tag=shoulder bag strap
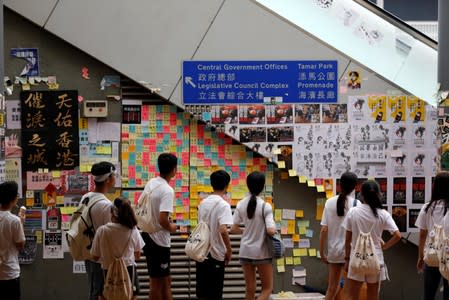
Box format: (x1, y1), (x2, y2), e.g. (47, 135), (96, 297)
(262, 202), (268, 235)
(205, 199), (221, 223)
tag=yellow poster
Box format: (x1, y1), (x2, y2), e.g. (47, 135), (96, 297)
(368, 95), (387, 122)
(388, 95), (406, 122)
(407, 96), (425, 122)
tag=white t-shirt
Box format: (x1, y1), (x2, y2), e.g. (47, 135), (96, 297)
(198, 195), (233, 261)
(91, 223), (145, 270)
(81, 192), (112, 232)
(142, 177), (174, 248)
(416, 200), (447, 232)
(233, 196), (275, 260)
(320, 195), (360, 263)
(0, 211), (25, 280)
(342, 204), (398, 264)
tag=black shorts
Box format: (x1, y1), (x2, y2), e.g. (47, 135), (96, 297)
(196, 255), (225, 300)
(142, 232), (171, 278)
(0, 277), (20, 300)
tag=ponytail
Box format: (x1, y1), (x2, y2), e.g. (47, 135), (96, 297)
(361, 180), (383, 218)
(113, 197), (138, 229)
(246, 171), (265, 219)
(336, 172), (358, 217)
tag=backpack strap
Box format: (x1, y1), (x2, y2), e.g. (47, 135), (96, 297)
(87, 195), (105, 232)
(262, 202), (269, 234)
(203, 199), (221, 224)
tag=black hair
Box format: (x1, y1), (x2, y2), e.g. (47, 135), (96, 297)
(0, 181), (18, 207)
(336, 172), (358, 216)
(425, 171), (449, 214)
(158, 153), (178, 176)
(113, 197), (138, 229)
(91, 161), (116, 185)
(361, 180), (383, 218)
(246, 171), (266, 219)
(210, 170), (231, 191)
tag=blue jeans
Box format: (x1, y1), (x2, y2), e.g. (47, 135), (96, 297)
(85, 260), (104, 300)
(423, 264), (449, 300)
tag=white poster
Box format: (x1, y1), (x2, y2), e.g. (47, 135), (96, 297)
(43, 230), (64, 259)
(6, 100), (21, 129)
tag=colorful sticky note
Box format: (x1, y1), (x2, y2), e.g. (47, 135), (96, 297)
(307, 180), (315, 187)
(299, 226), (307, 235)
(298, 249), (308, 256)
(316, 185), (324, 192)
(293, 249), (302, 257)
(285, 257), (293, 265)
(276, 258), (285, 266)
(299, 175), (307, 183)
(296, 210), (304, 218)
(274, 209), (282, 222)
(277, 161), (286, 168)
(309, 249), (317, 256)
(273, 148), (282, 155)
(292, 234), (300, 242)
(293, 257), (302, 265)
(287, 220), (296, 234)
(277, 265), (285, 273)
(288, 169), (297, 177)
(305, 229), (314, 238)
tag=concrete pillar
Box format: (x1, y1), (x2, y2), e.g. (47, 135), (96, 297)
(438, 0), (449, 91)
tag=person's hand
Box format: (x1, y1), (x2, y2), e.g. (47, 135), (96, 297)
(18, 207), (26, 225)
(224, 248), (232, 265)
(321, 254), (328, 264)
(380, 239), (386, 250)
(170, 223), (177, 233)
(417, 257), (424, 274)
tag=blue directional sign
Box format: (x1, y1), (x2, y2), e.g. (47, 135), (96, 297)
(183, 60), (338, 104)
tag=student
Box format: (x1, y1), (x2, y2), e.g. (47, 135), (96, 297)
(82, 162), (117, 300)
(319, 172), (359, 300)
(196, 170), (233, 300)
(416, 171), (449, 300)
(343, 180), (401, 300)
(0, 181), (25, 300)
(91, 197), (145, 300)
(231, 171), (275, 300)
(140, 153), (178, 300)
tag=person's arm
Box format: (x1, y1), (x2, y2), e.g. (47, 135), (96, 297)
(219, 224), (232, 265)
(381, 230), (401, 250)
(344, 230), (352, 272)
(134, 251), (141, 260)
(319, 226), (328, 264)
(230, 224), (243, 234)
(417, 229), (427, 272)
(14, 218), (25, 251)
(15, 240), (25, 251)
(92, 255), (100, 261)
(266, 227), (276, 236)
(159, 212), (177, 233)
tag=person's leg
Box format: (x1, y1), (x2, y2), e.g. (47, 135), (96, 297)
(0, 278), (20, 300)
(196, 261), (207, 300)
(242, 264), (257, 300)
(85, 260), (103, 300)
(144, 234), (171, 300)
(151, 277), (171, 300)
(423, 265), (442, 300)
(325, 263), (343, 300)
(205, 257), (225, 300)
(345, 278), (363, 300)
(256, 263), (273, 300)
(443, 277), (449, 300)
(366, 281), (380, 300)
(85, 260), (94, 300)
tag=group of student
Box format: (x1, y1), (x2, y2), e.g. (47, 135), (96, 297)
(320, 171), (449, 300)
(85, 153), (277, 300)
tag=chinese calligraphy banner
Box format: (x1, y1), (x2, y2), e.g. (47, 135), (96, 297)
(21, 91), (79, 171)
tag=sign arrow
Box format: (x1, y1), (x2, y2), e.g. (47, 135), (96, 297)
(185, 76), (196, 88)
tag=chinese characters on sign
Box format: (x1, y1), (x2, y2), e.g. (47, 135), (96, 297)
(21, 91), (79, 171)
(183, 61), (338, 104)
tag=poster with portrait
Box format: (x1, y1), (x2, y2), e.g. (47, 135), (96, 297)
(43, 230), (63, 259)
(266, 104), (293, 124)
(239, 127), (266, 143)
(407, 96), (425, 123)
(411, 177), (425, 204)
(393, 177), (407, 204)
(348, 96), (369, 123)
(392, 206), (407, 232)
(321, 104), (348, 123)
(347, 70), (361, 89)
(408, 208), (420, 231)
(267, 127), (294, 142)
(368, 95), (387, 123)
(294, 104), (320, 123)
(211, 105), (238, 124)
(390, 124), (409, 147)
(387, 95), (406, 123)
(239, 105), (266, 124)
(411, 152), (426, 177)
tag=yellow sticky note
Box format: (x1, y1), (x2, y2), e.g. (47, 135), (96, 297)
(56, 196), (64, 205)
(276, 258), (285, 266)
(274, 148), (282, 155)
(52, 170), (61, 178)
(287, 220), (296, 234)
(326, 191), (334, 199)
(35, 230), (43, 244)
(299, 249), (308, 256)
(60, 206), (77, 215)
(316, 185), (324, 192)
(277, 265), (285, 273)
(278, 161), (286, 168)
(309, 248), (317, 256)
(292, 234), (300, 242)
(274, 209), (282, 222)
(293, 249), (301, 256)
(288, 169), (297, 177)
(285, 257), (293, 265)
(296, 210), (304, 218)
(299, 175), (307, 183)
(307, 180), (315, 187)
(299, 226), (307, 235)
(294, 257), (302, 265)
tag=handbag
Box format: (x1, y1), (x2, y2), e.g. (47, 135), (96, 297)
(262, 202), (285, 259)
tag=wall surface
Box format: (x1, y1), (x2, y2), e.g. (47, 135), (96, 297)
(384, 0), (438, 21)
(3, 4), (432, 300)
